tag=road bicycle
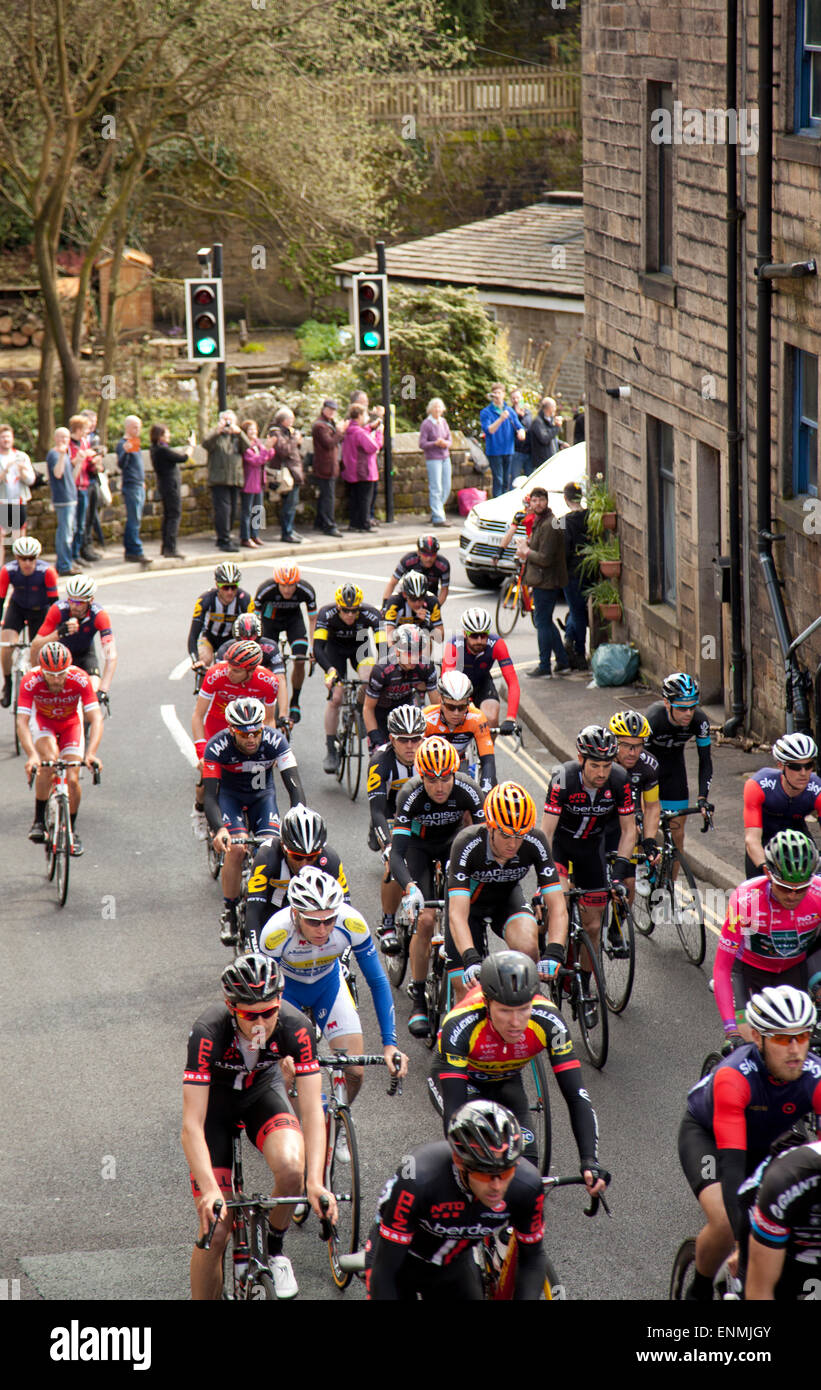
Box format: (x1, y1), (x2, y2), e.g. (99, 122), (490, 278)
(30, 758), (100, 907)
(547, 884), (609, 1069)
(598, 853), (637, 1014)
(461, 722), (524, 784)
(389, 860), (447, 996)
(632, 803), (714, 967)
(494, 560), (534, 637)
(479, 1172), (610, 1300)
(329, 677), (365, 801)
(669, 1237), (743, 1301)
(1, 626), (30, 755)
(226, 830), (278, 950)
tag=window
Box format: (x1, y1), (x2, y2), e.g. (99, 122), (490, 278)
(796, 0), (821, 133)
(646, 83), (674, 274)
(793, 348), (819, 496)
(647, 417), (676, 605)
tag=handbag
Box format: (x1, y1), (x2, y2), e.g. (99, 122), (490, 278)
(274, 466), (294, 498)
(97, 469), (113, 507)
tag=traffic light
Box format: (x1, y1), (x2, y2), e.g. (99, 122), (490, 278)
(353, 273), (389, 355)
(185, 278), (225, 362)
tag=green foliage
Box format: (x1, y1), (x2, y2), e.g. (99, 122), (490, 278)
(577, 534), (621, 588)
(102, 397), (199, 447)
(585, 473), (618, 540)
(587, 578), (622, 610)
(239, 342), (267, 354)
(0, 402), (43, 457)
(294, 320), (353, 365)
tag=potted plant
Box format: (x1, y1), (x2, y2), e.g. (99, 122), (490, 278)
(585, 473), (618, 538)
(576, 534), (621, 585)
(588, 577), (623, 622)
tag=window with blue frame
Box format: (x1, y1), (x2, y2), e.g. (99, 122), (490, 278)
(793, 348), (819, 497)
(795, 0), (821, 132)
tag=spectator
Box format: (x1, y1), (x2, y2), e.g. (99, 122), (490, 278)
(150, 422), (194, 558)
(350, 389), (384, 523)
(530, 397), (565, 470)
(0, 424), (36, 564)
(68, 415), (97, 564)
(418, 397), (452, 527)
(509, 388), (533, 477)
(561, 481), (589, 670)
(573, 398), (585, 445)
(311, 399), (345, 538)
(239, 419), (273, 549)
(115, 414), (150, 565)
(341, 403), (383, 531)
(521, 485), (570, 679)
(266, 407), (304, 544)
(479, 383), (525, 498)
(202, 409), (250, 553)
(46, 427), (79, 576)
(79, 410), (106, 557)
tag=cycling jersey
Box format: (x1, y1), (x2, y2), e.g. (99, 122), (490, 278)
(253, 578), (317, 630)
(383, 593), (442, 631)
(216, 635), (284, 676)
(390, 772), (484, 889)
(441, 634), (520, 719)
(748, 1140), (821, 1271)
(313, 603), (385, 673)
(423, 702), (496, 794)
(367, 745), (415, 841)
(17, 666), (99, 723)
(743, 768), (821, 849)
(187, 587), (253, 659)
(366, 660), (437, 714)
(243, 841), (349, 948)
(184, 999), (319, 1093)
(390, 552), (450, 596)
(543, 760), (634, 838)
(198, 662), (280, 741)
(202, 726), (297, 796)
(604, 751), (659, 850)
(448, 824), (561, 906)
(714, 877), (821, 1029)
(645, 699), (712, 803)
(36, 599), (115, 659)
(0, 559), (58, 624)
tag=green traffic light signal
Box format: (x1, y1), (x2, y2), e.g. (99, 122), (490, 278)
(363, 330), (380, 349)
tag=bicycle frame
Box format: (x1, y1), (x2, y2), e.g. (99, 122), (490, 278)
(482, 1173), (610, 1301)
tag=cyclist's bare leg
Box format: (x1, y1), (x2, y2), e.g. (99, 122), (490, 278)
(481, 698), (500, 727)
(261, 1126), (306, 1233)
(291, 657), (306, 699)
(324, 683), (343, 736)
(695, 1181), (735, 1279)
(1, 626), (19, 678)
(220, 837), (245, 900)
(580, 899), (605, 959)
(503, 912), (539, 962)
(409, 907), (435, 984)
(32, 732), (59, 801)
(669, 815), (685, 880)
(331, 1032), (364, 1103)
(381, 874), (403, 918)
(190, 1199), (231, 1301)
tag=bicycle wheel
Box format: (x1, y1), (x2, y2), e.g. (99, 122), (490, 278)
(12, 666), (22, 756)
(245, 1271), (277, 1300)
(328, 1108), (360, 1290)
(575, 929), (609, 1069)
(671, 853), (706, 966)
(45, 798), (57, 881)
(520, 1053), (552, 1175)
(669, 1236), (697, 1300)
(600, 896), (636, 1014)
(495, 577), (520, 637)
(55, 800), (70, 907)
(335, 711), (348, 785)
(425, 947), (447, 1050)
(700, 1052), (723, 1079)
(543, 1256), (566, 1300)
(386, 919), (410, 990)
(632, 860), (656, 936)
(345, 713), (363, 802)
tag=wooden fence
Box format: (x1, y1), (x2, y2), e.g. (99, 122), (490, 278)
(333, 66), (581, 130)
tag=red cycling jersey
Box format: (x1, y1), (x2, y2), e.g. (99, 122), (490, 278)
(199, 661), (279, 741)
(714, 876), (821, 1028)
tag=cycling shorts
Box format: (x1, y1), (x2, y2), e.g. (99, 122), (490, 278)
(71, 645), (100, 679)
(282, 965), (360, 1042)
(189, 1077), (300, 1195)
(219, 789), (280, 837)
(30, 711), (84, 758)
(444, 883), (533, 969)
(427, 1066), (546, 1167)
(3, 601), (48, 637)
(263, 610), (308, 657)
(552, 829), (608, 901)
(472, 673), (500, 707)
(678, 1112), (719, 1198)
(399, 840), (447, 900)
(324, 642), (374, 682)
(730, 954), (821, 1027)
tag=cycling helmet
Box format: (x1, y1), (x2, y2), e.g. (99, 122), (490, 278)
(387, 704), (427, 738)
(745, 985), (817, 1037)
(392, 623), (429, 662)
(484, 782), (536, 836)
(222, 953), (283, 1006)
(437, 669), (473, 703)
(223, 639), (262, 670)
(12, 536), (41, 559)
(215, 562), (242, 586)
(65, 574), (97, 601)
(772, 732), (818, 766)
(287, 865), (345, 915)
(415, 736), (459, 779)
(480, 950), (538, 1006)
(662, 672), (699, 705)
(608, 710), (651, 739)
(763, 829), (819, 887)
(417, 534), (440, 555)
(576, 725), (618, 761)
(232, 612), (262, 640)
(401, 571), (428, 600)
(280, 805), (327, 856)
(39, 641), (72, 673)
(273, 562), (300, 586)
(447, 1100), (524, 1173)
(225, 697), (266, 730)
(462, 606), (492, 636)
(335, 582), (363, 610)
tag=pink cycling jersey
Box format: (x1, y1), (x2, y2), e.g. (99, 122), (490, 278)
(714, 875), (821, 1028)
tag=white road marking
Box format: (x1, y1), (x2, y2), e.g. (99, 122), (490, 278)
(496, 737), (550, 790)
(160, 704), (198, 767)
(169, 657), (194, 682)
(102, 602), (157, 614)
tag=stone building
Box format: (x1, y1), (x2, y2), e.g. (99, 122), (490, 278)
(583, 1), (821, 737)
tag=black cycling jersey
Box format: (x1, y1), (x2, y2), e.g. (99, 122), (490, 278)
(448, 824), (560, 904)
(383, 592), (442, 631)
(188, 587), (253, 659)
(543, 760), (634, 839)
(253, 579), (317, 632)
(313, 603), (385, 672)
(366, 660), (437, 712)
(390, 772), (484, 888)
(243, 838), (349, 948)
(391, 552), (450, 596)
(216, 635), (284, 675)
(645, 699), (713, 802)
(183, 999), (319, 1092)
(367, 745), (416, 842)
(747, 1140), (821, 1271)
(604, 751), (659, 848)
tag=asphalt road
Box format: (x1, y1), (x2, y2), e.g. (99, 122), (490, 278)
(0, 537), (725, 1303)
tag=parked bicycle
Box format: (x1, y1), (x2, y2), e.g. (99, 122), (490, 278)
(494, 560), (534, 637)
(29, 758), (100, 907)
(1, 627), (30, 755)
(328, 677), (365, 801)
(632, 803), (715, 966)
(480, 1172), (610, 1300)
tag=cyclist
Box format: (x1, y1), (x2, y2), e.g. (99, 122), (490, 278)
(252, 563), (318, 725)
(447, 782), (568, 1003)
(31, 574), (116, 702)
(390, 737), (484, 1035)
(182, 953), (335, 1301)
(541, 726), (636, 969)
(745, 1134), (821, 1299)
(368, 704), (427, 949)
(678, 985), (821, 1302)
(423, 669), (497, 796)
(381, 533), (450, 609)
(216, 611), (289, 728)
(0, 537), (58, 707)
(363, 624), (438, 753)
(366, 1101), (546, 1300)
(314, 582), (385, 774)
(714, 830), (821, 1047)
(744, 733), (821, 880)
(605, 709), (661, 903)
(191, 639), (280, 839)
(384, 571), (444, 646)
(202, 697), (306, 945)
(17, 641), (103, 854)
(440, 606), (520, 736)
(188, 563), (253, 672)
(243, 804), (350, 953)
(429, 951), (604, 1181)
(257, 867), (407, 1111)
(645, 672), (713, 864)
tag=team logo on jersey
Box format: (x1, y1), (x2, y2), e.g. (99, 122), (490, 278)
(246, 866), (268, 895)
(262, 927), (288, 951)
(343, 914), (368, 936)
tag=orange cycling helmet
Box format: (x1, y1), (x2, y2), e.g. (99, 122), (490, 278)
(40, 641), (72, 673)
(415, 736), (459, 779)
(224, 639), (263, 670)
(273, 562), (300, 586)
(484, 781), (536, 836)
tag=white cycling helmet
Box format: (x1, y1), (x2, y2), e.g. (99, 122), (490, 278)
(12, 537), (41, 559)
(65, 575), (97, 601)
(772, 733), (818, 766)
(287, 865), (344, 916)
(387, 704), (426, 738)
(462, 606), (492, 635)
(401, 571), (428, 600)
(225, 697), (266, 730)
(745, 985), (817, 1036)
(437, 669), (473, 703)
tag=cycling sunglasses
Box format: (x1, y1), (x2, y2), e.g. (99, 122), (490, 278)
(393, 734), (423, 744)
(467, 1164), (517, 1183)
(784, 761), (816, 771)
(230, 1002), (281, 1020)
(767, 1030), (812, 1046)
(442, 701), (469, 713)
(421, 770), (455, 782)
(285, 848), (320, 861)
(491, 825), (525, 841)
(217, 583), (239, 592)
(770, 879), (813, 894)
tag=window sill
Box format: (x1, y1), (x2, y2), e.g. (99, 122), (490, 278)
(641, 601), (681, 643)
(777, 494), (820, 537)
(776, 133), (821, 166)
(638, 272), (677, 307)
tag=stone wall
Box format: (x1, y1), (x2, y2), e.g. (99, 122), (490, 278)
(494, 304), (585, 407)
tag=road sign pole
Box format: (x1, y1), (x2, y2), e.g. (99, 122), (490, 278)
(376, 241), (393, 522)
(213, 243), (228, 412)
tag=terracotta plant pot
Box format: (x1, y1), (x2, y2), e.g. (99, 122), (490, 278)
(597, 603), (622, 621)
(602, 512), (618, 532)
(599, 559), (622, 580)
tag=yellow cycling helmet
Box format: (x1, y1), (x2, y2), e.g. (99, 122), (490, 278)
(335, 582), (363, 610)
(484, 782), (536, 836)
(415, 736), (459, 779)
(608, 710), (651, 739)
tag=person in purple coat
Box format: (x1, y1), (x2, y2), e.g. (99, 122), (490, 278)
(418, 398), (452, 526)
(341, 404), (383, 532)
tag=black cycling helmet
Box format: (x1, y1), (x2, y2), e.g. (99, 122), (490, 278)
(232, 612), (262, 640)
(764, 829), (819, 887)
(662, 672), (699, 705)
(222, 953), (283, 1006)
(417, 534), (440, 555)
(576, 725), (618, 761)
(447, 1100), (524, 1173)
(480, 950), (538, 1007)
(402, 571), (428, 600)
(280, 805), (327, 856)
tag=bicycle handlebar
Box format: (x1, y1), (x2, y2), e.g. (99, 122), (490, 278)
(659, 802), (714, 825)
(317, 1051), (404, 1095)
(28, 758), (101, 787)
(542, 1172), (612, 1218)
(195, 1193), (353, 1251)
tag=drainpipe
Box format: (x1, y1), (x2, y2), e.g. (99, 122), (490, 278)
(723, 0), (746, 735)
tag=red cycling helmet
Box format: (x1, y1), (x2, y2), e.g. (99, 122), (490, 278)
(40, 641), (72, 673)
(224, 639), (263, 670)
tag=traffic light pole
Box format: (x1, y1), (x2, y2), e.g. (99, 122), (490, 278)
(213, 243), (228, 412)
(376, 241), (394, 522)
